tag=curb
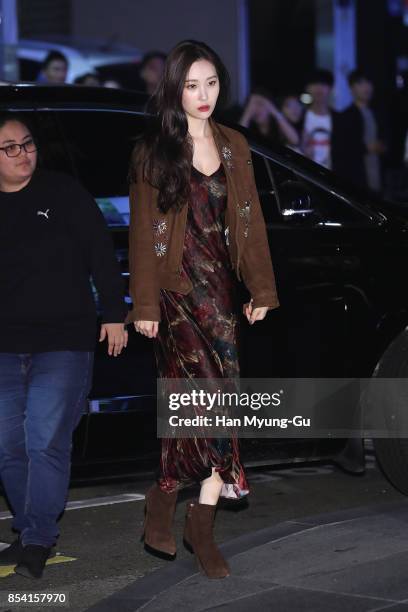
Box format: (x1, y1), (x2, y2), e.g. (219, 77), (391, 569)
(86, 499), (408, 611)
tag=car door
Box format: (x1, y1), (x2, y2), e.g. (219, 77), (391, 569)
(240, 147), (383, 379)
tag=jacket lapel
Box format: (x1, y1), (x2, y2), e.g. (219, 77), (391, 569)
(211, 120), (243, 280)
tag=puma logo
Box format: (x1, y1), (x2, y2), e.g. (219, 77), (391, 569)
(37, 209), (50, 219)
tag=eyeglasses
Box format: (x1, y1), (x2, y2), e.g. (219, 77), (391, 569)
(0, 138), (37, 158)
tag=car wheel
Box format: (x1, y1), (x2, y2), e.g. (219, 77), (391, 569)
(372, 327), (408, 495)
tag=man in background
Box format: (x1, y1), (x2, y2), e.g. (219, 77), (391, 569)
(302, 69), (340, 170)
(37, 51), (68, 85)
(336, 70), (386, 193)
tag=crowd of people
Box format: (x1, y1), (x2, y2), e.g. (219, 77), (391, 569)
(234, 68), (389, 195)
(38, 48), (408, 198)
(36, 49), (166, 94)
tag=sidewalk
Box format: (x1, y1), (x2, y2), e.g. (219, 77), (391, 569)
(87, 500), (408, 612)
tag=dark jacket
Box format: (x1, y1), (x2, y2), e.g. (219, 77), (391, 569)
(332, 104), (367, 187)
(332, 103), (384, 189)
(0, 169), (127, 352)
(126, 120), (279, 323)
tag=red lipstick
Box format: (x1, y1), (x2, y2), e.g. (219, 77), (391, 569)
(198, 105), (210, 112)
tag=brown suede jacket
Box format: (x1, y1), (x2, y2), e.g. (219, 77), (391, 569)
(126, 120), (279, 323)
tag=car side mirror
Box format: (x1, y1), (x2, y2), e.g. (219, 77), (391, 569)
(279, 180), (314, 218)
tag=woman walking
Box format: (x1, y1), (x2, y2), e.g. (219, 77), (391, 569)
(0, 113), (127, 579)
(127, 40), (279, 578)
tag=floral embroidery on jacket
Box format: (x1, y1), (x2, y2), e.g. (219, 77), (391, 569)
(221, 145), (233, 170)
(153, 219), (167, 235)
(239, 200), (251, 238)
(153, 218), (168, 256)
(155, 242), (167, 257)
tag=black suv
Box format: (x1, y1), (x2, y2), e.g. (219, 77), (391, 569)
(2, 85), (408, 492)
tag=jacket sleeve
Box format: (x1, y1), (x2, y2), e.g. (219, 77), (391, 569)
(239, 138), (280, 311)
(125, 152), (161, 323)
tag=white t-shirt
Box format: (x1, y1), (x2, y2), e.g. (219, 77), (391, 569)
(303, 110), (332, 169)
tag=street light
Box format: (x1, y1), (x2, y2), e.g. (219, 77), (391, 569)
(0, 0), (18, 82)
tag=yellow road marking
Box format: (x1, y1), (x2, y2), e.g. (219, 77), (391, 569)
(0, 566), (15, 578)
(0, 555), (76, 578)
(46, 555), (76, 565)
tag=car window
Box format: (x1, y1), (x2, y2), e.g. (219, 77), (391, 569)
(96, 63), (144, 90)
(265, 158), (375, 226)
(250, 149), (281, 224)
(56, 110), (145, 225)
(18, 58), (41, 81)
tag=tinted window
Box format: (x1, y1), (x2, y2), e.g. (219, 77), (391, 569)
(56, 111), (143, 196)
(267, 159), (374, 226)
(96, 64), (144, 90)
(250, 150), (281, 224)
(18, 58), (41, 81)
(57, 110), (145, 225)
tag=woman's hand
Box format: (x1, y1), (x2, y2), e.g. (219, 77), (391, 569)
(99, 323), (128, 356)
(243, 300), (269, 325)
(264, 98), (280, 117)
(240, 94), (270, 127)
(134, 320), (159, 338)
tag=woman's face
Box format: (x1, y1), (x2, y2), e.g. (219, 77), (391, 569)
(182, 59), (220, 121)
(282, 97), (303, 123)
(0, 121), (37, 186)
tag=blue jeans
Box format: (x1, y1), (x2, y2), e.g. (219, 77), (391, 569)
(0, 351), (94, 547)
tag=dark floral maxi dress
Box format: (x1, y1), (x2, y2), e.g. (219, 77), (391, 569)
(154, 163), (249, 500)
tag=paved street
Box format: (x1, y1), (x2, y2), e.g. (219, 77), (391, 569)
(0, 447), (406, 611)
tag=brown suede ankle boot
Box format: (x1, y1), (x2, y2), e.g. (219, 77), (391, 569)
(141, 484), (178, 559)
(183, 500), (230, 578)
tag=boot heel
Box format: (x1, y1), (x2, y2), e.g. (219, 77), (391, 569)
(183, 537), (193, 554)
(195, 553), (206, 574)
(183, 501), (194, 553)
(143, 542), (176, 561)
(183, 500), (230, 579)
(140, 505), (147, 542)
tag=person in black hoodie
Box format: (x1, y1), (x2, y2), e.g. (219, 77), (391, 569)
(0, 113), (127, 579)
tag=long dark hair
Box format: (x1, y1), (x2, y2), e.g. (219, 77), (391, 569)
(130, 40), (230, 213)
